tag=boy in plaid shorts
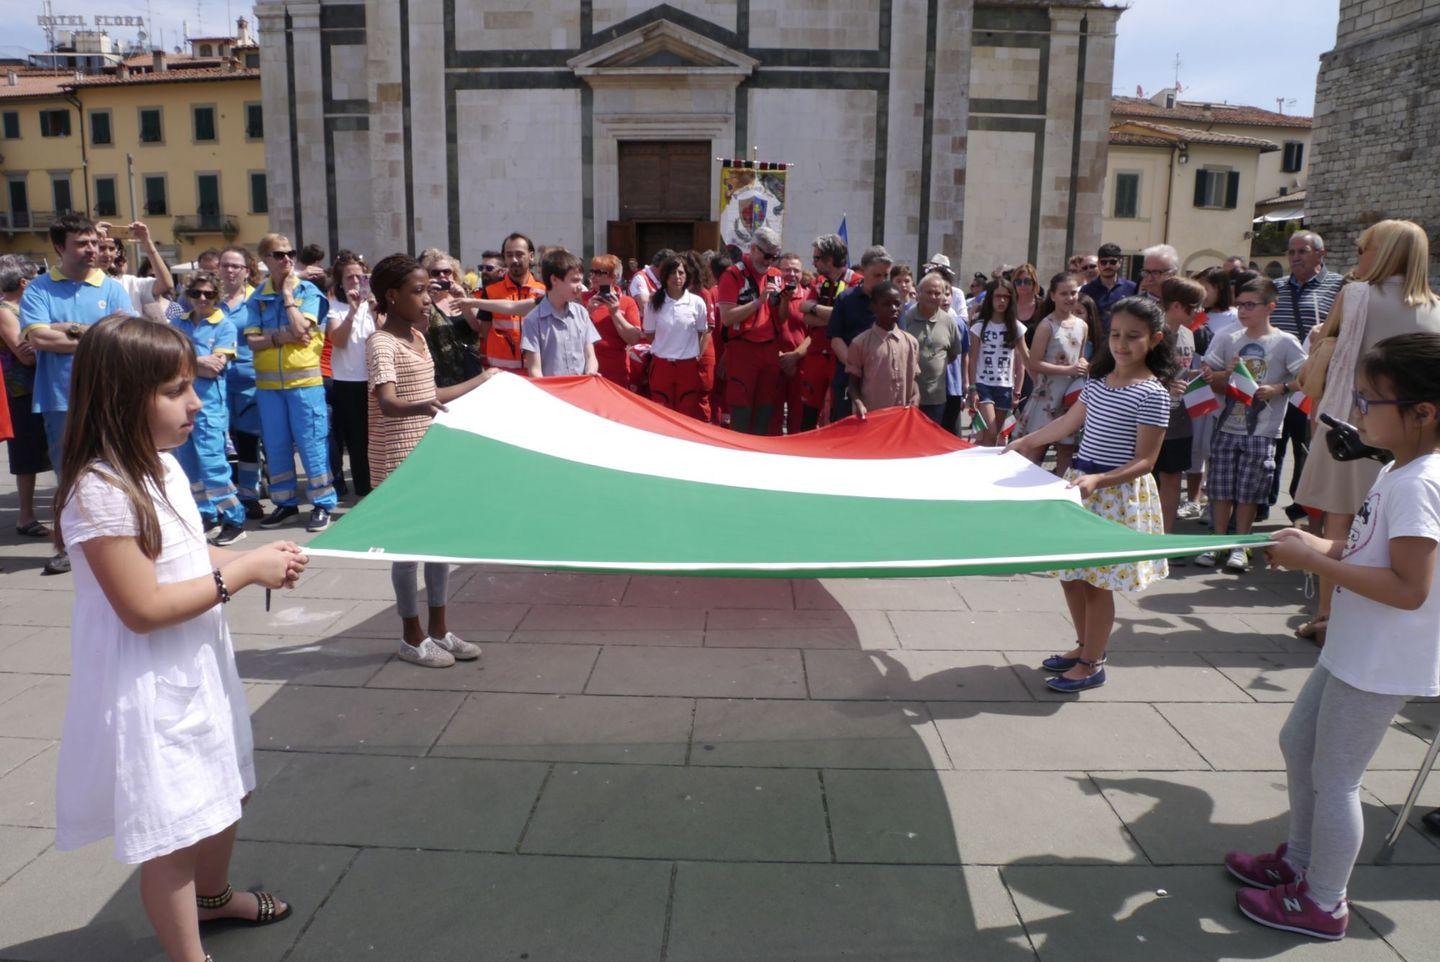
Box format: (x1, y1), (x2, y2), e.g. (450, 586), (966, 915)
(1197, 278), (1307, 571)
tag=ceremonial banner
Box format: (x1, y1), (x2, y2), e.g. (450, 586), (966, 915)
(719, 160), (787, 249)
(307, 374), (1267, 577)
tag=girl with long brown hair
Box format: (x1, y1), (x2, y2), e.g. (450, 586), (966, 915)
(53, 314), (306, 962)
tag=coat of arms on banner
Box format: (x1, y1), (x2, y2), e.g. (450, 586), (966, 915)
(719, 160), (787, 249)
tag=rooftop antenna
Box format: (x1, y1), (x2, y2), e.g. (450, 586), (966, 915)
(41, 0), (56, 51)
(1172, 53), (1183, 94)
(1275, 97), (1297, 114)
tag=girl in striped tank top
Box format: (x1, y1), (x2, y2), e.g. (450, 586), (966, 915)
(1006, 297), (1176, 692)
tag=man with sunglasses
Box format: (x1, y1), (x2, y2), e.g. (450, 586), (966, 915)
(717, 227), (786, 434)
(1080, 242), (1137, 336)
(243, 233), (337, 532)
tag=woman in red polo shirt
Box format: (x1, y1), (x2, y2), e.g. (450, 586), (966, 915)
(583, 254), (642, 389)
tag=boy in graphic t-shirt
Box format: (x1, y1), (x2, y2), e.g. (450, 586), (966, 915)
(1198, 277), (1307, 572)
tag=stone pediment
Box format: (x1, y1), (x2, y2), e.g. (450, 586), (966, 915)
(568, 19), (758, 85)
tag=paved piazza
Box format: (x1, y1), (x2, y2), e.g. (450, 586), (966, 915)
(1, 459), (1438, 961)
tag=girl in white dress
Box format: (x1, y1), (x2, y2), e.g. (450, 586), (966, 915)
(54, 315), (307, 962)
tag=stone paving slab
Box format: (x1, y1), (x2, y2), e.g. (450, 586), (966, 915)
(1157, 703), (1431, 771)
(521, 763), (831, 861)
(1001, 865), (1403, 961)
(0, 742), (57, 828)
(431, 691), (694, 765)
(0, 671), (41, 707)
(0, 839), (353, 962)
(689, 698), (948, 770)
(366, 641), (600, 693)
(0, 677), (67, 739)
(703, 606), (897, 648)
(0, 627), (70, 676)
(0, 589), (70, 626)
(451, 570), (629, 606)
(0, 825), (50, 885)
(666, 862), (1037, 962)
(1093, 770), (1440, 866)
(623, 574), (797, 609)
(0, 736), (51, 779)
(286, 849), (670, 962)
(888, 608), (1075, 650)
(238, 751), (548, 851)
(1109, 611), (1297, 652)
(584, 645), (805, 698)
(248, 684), (465, 756)
(932, 702), (1211, 771)
(1204, 651), (1330, 701)
(794, 576), (967, 610)
(951, 575), (1073, 612)
(1348, 866), (1440, 962)
(230, 631), (393, 687)
(803, 648), (1033, 701)
(824, 770), (1143, 865)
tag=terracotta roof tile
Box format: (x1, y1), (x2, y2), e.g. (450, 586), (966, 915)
(1257, 188), (1308, 206)
(1109, 120), (1280, 152)
(1111, 95), (1311, 129)
(0, 74), (72, 101)
(66, 66), (259, 88)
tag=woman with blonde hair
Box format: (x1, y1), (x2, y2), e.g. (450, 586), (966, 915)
(1293, 219), (1440, 643)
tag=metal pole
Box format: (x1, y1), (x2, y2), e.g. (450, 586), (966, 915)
(1374, 725), (1440, 865)
(125, 152), (138, 265)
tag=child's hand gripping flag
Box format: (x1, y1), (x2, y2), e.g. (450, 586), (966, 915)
(1183, 374), (1221, 418)
(1227, 357), (1259, 406)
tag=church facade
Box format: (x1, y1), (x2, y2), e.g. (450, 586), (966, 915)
(256, 0), (1121, 275)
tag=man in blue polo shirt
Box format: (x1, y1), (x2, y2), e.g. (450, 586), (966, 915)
(1080, 242), (1138, 335)
(21, 212), (133, 574)
(827, 245), (893, 421)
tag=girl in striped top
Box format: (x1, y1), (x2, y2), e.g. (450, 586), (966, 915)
(1005, 297), (1176, 692)
(367, 254), (496, 669)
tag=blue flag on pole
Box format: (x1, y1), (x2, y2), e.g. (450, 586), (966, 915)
(837, 214), (848, 250)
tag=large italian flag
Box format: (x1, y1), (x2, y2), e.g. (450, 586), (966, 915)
(306, 374), (1266, 577)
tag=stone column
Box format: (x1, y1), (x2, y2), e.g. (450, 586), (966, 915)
(255, 2), (296, 239)
(926, 0), (973, 268)
(288, 1), (328, 251)
(366, 0), (406, 257)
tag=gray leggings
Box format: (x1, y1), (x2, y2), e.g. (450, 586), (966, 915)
(1280, 664), (1406, 907)
(391, 562), (450, 619)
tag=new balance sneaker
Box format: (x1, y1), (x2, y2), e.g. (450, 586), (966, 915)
(1236, 880), (1347, 941)
(430, 632), (481, 661)
(259, 505), (300, 529)
(396, 637), (455, 669)
(211, 523), (247, 547)
(1195, 551), (1218, 567)
(306, 507), (331, 532)
(1178, 500), (1202, 520)
(1225, 547), (1252, 573)
(1225, 842), (1299, 889)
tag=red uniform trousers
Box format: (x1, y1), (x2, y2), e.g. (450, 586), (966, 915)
(769, 369), (806, 435)
(696, 336), (716, 422)
(595, 344), (630, 389)
(723, 338), (782, 415)
(650, 356), (704, 420)
(798, 351), (835, 418)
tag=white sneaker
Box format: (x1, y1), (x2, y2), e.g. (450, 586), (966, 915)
(430, 631), (481, 661)
(1194, 551), (1218, 567)
(1225, 547), (1251, 573)
(1178, 500), (1202, 520)
(397, 637), (455, 668)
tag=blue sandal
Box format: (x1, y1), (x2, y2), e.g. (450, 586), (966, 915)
(1045, 656), (1107, 693)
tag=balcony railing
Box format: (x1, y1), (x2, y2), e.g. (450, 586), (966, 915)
(0, 210), (56, 231)
(172, 213), (239, 236)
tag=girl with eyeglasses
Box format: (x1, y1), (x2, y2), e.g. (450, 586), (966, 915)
(1228, 332), (1440, 941)
(170, 271), (248, 545)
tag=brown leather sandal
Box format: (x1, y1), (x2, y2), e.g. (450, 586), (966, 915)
(1295, 615), (1328, 643)
(197, 883), (292, 927)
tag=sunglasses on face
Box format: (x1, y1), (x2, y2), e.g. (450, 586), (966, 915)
(1099, 258), (1120, 266)
(1014, 277), (1035, 287)
(268, 249), (297, 261)
(186, 289), (217, 298)
(429, 268), (454, 277)
(1352, 389), (1416, 415)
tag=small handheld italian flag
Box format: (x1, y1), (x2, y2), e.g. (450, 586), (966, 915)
(996, 411), (1019, 441)
(968, 407), (988, 437)
(1183, 375), (1221, 418)
(1062, 378), (1084, 408)
(1290, 389), (1312, 415)
(1227, 358), (1260, 406)
(1187, 309), (1209, 332)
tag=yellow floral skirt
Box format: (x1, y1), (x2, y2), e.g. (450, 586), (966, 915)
(1050, 469), (1168, 591)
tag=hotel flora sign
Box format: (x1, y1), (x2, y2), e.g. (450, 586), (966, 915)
(36, 14), (146, 28)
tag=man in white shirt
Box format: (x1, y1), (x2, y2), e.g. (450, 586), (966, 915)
(627, 248), (672, 303)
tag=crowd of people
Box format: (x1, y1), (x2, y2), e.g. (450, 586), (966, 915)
(2, 209), (1440, 955)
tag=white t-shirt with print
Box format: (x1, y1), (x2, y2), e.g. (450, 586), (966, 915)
(968, 319), (1017, 388)
(1322, 454), (1440, 696)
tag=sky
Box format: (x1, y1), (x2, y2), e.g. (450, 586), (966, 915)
(2, 0), (1341, 118)
(1111, 0), (1340, 117)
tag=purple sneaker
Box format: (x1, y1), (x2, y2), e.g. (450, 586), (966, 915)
(1236, 880), (1348, 941)
(1225, 842), (1299, 889)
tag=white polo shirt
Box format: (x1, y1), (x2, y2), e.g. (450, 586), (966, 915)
(643, 290), (709, 360)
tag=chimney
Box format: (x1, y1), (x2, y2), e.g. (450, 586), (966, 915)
(224, 56), (237, 73)
(152, 49), (167, 72)
(117, 61), (130, 79)
(5, 71), (16, 87)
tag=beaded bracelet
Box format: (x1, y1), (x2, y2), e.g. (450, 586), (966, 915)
(212, 568), (232, 605)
